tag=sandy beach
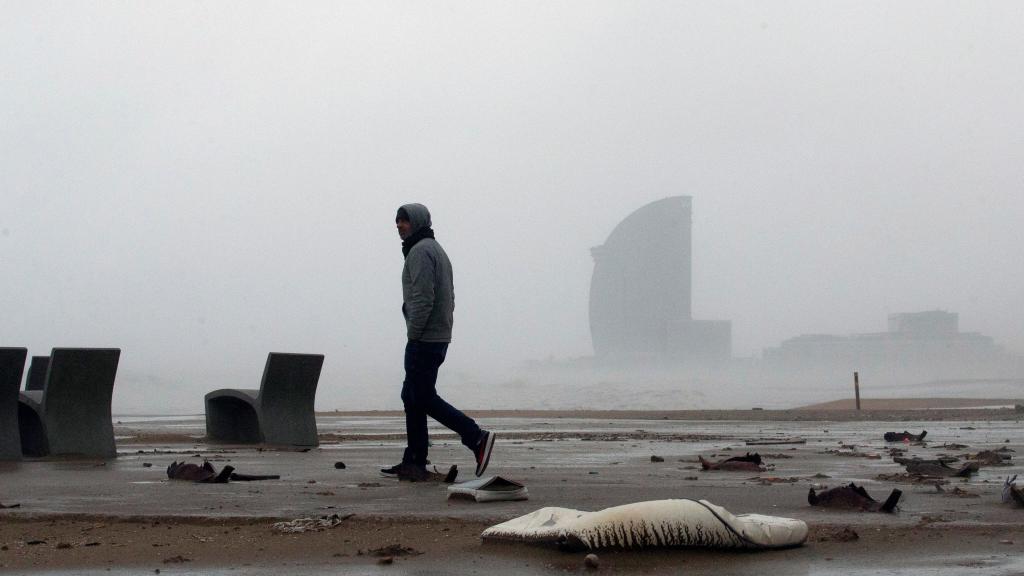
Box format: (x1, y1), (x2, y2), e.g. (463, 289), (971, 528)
(2, 400), (1023, 575)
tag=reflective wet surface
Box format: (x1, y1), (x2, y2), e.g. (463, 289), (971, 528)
(3, 414), (1024, 574)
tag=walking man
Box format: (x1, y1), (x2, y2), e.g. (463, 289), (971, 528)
(382, 203), (495, 481)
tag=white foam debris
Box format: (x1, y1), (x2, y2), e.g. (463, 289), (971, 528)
(483, 499), (807, 550)
(272, 513), (353, 533)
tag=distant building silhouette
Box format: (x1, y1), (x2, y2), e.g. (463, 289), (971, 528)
(763, 309), (1013, 380)
(589, 196), (730, 365)
(887, 310), (959, 336)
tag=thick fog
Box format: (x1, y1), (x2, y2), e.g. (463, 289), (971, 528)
(3, 2), (1023, 413)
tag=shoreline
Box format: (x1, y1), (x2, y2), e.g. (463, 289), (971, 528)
(110, 397), (1024, 421)
(318, 403), (1024, 422)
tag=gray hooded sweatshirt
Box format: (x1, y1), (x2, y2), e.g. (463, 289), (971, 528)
(400, 203), (454, 342)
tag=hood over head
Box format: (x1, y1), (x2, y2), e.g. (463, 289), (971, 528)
(397, 203), (432, 235)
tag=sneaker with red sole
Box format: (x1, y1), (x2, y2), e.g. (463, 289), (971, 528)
(474, 430), (496, 477)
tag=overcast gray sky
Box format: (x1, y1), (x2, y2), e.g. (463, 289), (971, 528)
(3, 1), (1022, 412)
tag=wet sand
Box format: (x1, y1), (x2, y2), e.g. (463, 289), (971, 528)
(2, 402), (1023, 574)
(2, 516), (1023, 575)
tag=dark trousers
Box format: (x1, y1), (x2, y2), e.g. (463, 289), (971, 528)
(401, 340), (481, 467)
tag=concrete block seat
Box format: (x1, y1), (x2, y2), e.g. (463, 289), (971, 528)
(25, 355), (50, 391)
(17, 348), (121, 458)
(205, 353), (325, 447)
(0, 347), (28, 460)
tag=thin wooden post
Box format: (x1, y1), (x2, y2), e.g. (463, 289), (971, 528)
(854, 371), (861, 410)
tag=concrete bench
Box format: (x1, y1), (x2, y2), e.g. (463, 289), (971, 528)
(17, 348), (121, 458)
(0, 347), (28, 460)
(205, 352), (325, 447)
(25, 355), (50, 391)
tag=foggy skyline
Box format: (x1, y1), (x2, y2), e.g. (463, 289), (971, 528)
(3, 2), (1023, 412)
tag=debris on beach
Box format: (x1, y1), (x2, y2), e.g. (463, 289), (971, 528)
(272, 513), (355, 533)
(166, 461), (280, 483)
(751, 476), (799, 485)
(334, 461), (346, 469)
(167, 461), (233, 483)
(875, 472), (948, 486)
(808, 483), (901, 512)
(813, 526), (859, 542)
(1001, 475), (1024, 507)
(420, 465), (459, 483)
(448, 476), (528, 502)
(745, 438), (806, 446)
(824, 446), (881, 459)
(229, 472), (281, 481)
(361, 544), (422, 557)
(0, 501), (21, 509)
(893, 456), (958, 466)
(904, 460), (977, 478)
(967, 450), (1010, 467)
(699, 453), (766, 472)
(584, 553), (600, 569)
(650, 455), (664, 462)
(884, 430), (927, 442)
(934, 485), (978, 498)
(482, 499), (807, 550)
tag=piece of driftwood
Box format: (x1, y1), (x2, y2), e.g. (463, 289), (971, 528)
(884, 430), (927, 442)
(745, 438), (806, 446)
(167, 461), (234, 483)
(808, 483), (901, 512)
(166, 460), (281, 483)
(700, 453), (766, 472)
(230, 473), (281, 481)
(904, 461), (977, 478)
(968, 450), (1010, 467)
(893, 456), (958, 466)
